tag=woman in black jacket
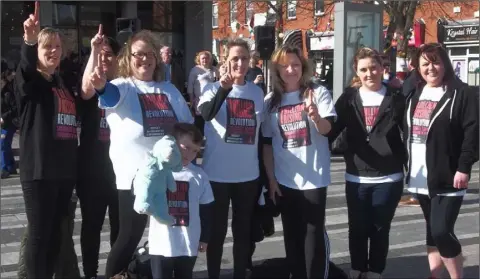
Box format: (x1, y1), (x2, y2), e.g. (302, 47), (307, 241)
(403, 43), (478, 279)
(14, 3), (78, 278)
(329, 48), (405, 279)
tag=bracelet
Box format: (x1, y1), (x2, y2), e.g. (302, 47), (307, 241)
(23, 37), (37, 46)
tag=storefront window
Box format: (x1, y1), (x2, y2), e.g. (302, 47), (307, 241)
(468, 59), (479, 86)
(450, 47), (467, 56)
(53, 3), (77, 27)
(468, 47), (479, 55)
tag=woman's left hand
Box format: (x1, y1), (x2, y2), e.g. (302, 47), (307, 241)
(453, 171), (469, 189)
(305, 89), (321, 123)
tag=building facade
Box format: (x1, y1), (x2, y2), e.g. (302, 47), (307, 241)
(1, 1), (212, 85)
(211, 0), (479, 77)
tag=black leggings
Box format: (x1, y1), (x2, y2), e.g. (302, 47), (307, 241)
(151, 256), (197, 279)
(417, 194), (463, 258)
(105, 189), (148, 278)
(279, 185), (330, 279)
(21, 179), (75, 279)
(206, 179), (259, 279)
(77, 179), (120, 278)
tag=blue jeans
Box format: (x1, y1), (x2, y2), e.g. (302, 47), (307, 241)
(1, 128), (16, 172)
(345, 180), (403, 273)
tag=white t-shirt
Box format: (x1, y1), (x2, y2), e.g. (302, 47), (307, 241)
(148, 163), (214, 257)
(262, 86), (336, 190)
(345, 86), (403, 183)
(99, 77), (194, 190)
(407, 86), (465, 196)
(198, 81), (264, 183)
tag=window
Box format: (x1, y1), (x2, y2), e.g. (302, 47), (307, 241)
(53, 3), (77, 27)
(314, 0), (325, 16)
(287, 1), (297, 19)
(245, 0), (254, 24)
(230, 0), (237, 24)
(212, 3), (218, 28)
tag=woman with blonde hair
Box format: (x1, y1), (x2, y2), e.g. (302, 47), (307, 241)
(262, 45), (336, 279)
(187, 50), (218, 134)
(15, 3), (78, 278)
(329, 47), (405, 279)
(85, 29), (194, 277)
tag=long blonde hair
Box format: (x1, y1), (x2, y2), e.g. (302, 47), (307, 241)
(116, 30), (164, 81)
(269, 45), (311, 112)
(350, 47), (383, 88)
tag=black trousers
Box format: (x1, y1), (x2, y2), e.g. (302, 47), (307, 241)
(279, 185), (329, 279)
(151, 256), (197, 279)
(21, 179), (75, 279)
(76, 179), (120, 278)
(105, 189), (148, 278)
(207, 179), (259, 279)
(417, 194), (463, 258)
(345, 181), (403, 273)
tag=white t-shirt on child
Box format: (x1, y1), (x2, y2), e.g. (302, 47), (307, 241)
(262, 86), (337, 190)
(99, 77), (194, 190)
(148, 163), (214, 257)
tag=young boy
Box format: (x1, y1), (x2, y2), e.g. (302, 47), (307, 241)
(148, 123), (214, 279)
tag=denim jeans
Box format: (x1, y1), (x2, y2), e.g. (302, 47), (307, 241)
(1, 127), (16, 172)
(345, 180), (403, 273)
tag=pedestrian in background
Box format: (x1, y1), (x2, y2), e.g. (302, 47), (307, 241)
(1, 59), (18, 179)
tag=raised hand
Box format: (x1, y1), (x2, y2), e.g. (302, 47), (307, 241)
(219, 60), (234, 90)
(91, 24), (104, 52)
(89, 54), (107, 91)
(23, 1), (40, 43)
(305, 89), (321, 123)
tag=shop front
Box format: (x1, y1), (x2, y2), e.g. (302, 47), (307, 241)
(306, 31), (334, 89)
(438, 19), (479, 86)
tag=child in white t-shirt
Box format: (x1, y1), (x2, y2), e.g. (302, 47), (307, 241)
(148, 123), (214, 279)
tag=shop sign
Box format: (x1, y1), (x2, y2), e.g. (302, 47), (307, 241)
(444, 25), (479, 43)
(309, 35), (334, 51)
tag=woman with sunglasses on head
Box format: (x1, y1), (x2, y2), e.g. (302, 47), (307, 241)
(14, 2), (79, 278)
(77, 24), (121, 279)
(84, 30), (194, 277)
(197, 38), (264, 279)
(404, 43), (478, 279)
(262, 45), (336, 279)
(329, 48), (406, 279)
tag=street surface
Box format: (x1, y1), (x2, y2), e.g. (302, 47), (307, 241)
(1, 136), (478, 278)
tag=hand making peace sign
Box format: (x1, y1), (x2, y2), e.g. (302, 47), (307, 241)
(23, 1), (40, 43)
(219, 60), (234, 90)
(305, 89), (321, 124)
(89, 53), (107, 91)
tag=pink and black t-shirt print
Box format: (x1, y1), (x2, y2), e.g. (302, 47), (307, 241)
(137, 93), (178, 137)
(167, 181), (190, 227)
(411, 100), (438, 144)
(52, 87), (77, 140)
(98, 108), (110, 142)
(225, 98), (257, 145)
(363, 106), (380, 133)
(278, 103), (311, 149)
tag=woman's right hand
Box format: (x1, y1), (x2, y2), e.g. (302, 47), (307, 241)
(23, 1), (40, 44)
(269, 181), (282, 205)
(219, 61), (233, 90)
(91, 24), (104, 53)
(89, 54), (107, 91)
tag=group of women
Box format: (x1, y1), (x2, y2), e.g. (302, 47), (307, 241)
(15, 2), (478, 279)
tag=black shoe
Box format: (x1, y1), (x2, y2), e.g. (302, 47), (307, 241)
(1, 170), (10, 179)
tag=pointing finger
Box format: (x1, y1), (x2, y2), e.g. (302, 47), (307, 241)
(228, 60), (232, 75)
(98, 24), (103, 35)
(34, 1), (40, 20)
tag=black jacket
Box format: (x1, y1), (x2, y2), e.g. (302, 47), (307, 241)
(403, 80), (479, 196)
(329, 85), (406, 178)
(1, 80), (19, 129)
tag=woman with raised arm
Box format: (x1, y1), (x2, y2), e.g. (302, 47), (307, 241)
(404, 43), (478, 279)
(84, 30), (194, 277)
(262, 45), (336, 279)
(197, 38), (264, 279)
(77, 24), (121, 279)
(329, 48), (406, 279)
(14, 2), (78, 278)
